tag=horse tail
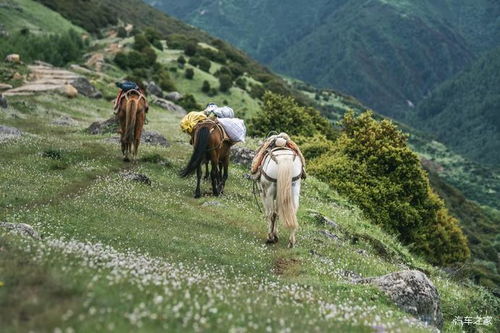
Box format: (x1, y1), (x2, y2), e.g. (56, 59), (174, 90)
(125, 98), (138, 143)
(180, 127), (209, 177)
(276, 156), (298, 230)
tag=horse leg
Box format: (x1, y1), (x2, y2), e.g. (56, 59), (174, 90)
(210, 159), (220, 196)
(195, 164), (202, 198)
(261, 180), (278, 244)
(204, 161), (210, 180)
(220, 156), (229, 194)
(133, 111), (144, 160)
(288, 181), (301, 248)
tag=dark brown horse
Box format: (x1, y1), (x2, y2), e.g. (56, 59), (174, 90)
(117, 90), (147, 162)
(180, 120), (232, 198)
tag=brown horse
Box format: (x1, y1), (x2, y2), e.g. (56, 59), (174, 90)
(117, 90), (147, 162)
(180, 120), (232, 198)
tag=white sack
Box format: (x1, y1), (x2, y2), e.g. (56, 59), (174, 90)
(218, 118), (246, 142)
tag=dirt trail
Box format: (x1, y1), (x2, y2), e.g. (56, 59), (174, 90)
(3, 64), (81, 96)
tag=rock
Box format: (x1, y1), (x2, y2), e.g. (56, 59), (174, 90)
(87, 117), (118, 135)
(307, 210), (339, 228)
(354, 270), (443, 329)
(11, 72), (23, 81)
(0, 94), (7, 109)
(146, 81), (163, 98)
(63, 84), (78, 98)
(202, 201), (223, 207)
(141, 130), (170, 147)
(84, 53), (105, 72)
(230, 146), (255, 167)
(121, 172), (151, 185)
(0, 222), (41, 240)
(52, 115), (78, 126)
(319, 230), (340, 241)
(165, 91), (183, 102)
(33, 60), (53, 67)
(5, 54), (20, 63)
(70, 77), (102, 98)
(0, 125), (22, 141)
(152, 97), (186, 115)
(0, 83), (13, 91)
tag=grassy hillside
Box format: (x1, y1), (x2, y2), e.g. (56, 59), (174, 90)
(1, 86), (498, 332)
(0, 2), (498, 330)
(412, 47), (500, 166)
(0, 0), (84, 34)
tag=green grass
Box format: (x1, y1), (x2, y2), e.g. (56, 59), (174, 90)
(0, 92), (498, 332)
(0, 0), (85, 34)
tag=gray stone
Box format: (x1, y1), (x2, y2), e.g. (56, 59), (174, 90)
(0, 222), (41, 240)
(0, 83), (13, 91)
(354, 270), (443, 329)
(319, 230), (340, 241)
(52, 115), (78, 126)
(165, 91), (183, 102)
(202, 201), (223, 207)
(0, 124), (22, 140)
(307, 210), (339, 228)
(121, 172), (151, 185)
(87, 117), (118, 135)
(0, 94), (7, 109)
(152, 97), (186, 115)
(70, 77), (102, 98)
(141, 130), (170, 147)
(146, 81), (163, 98)
(230, 146), (255, 167)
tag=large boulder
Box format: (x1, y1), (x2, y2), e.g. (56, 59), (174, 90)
(87, 117), (118, 135)
(0, 125), (22, 141)
(70, 77), (102, 98)
(5, 54), (20, 63)
(141, 130), (170, 147)
(152, 97), (186, 115)
(0, 222), (40, 240)
(0, 83), (13, 91)
(165, 91), (183, 102)
(354, 270), (443, 329)
(230, 146), (255, 167)
(146, 81), (163, 98)
(62, 84), (78, 98)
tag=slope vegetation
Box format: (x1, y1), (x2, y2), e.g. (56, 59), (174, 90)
(413, 47), (500, 166)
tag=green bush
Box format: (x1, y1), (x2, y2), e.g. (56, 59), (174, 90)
(309, 111), (470, 265)
(218, 74), (233, 92)
(178, 94), (201, 111)
(197, 57), (211, 72)
(0, 29), (86, 67)
(202, 80), (211, 93)
(235, 77), (246, 90)
(177, 55), (186, 65)
(185, 68), (194, 80)
(247, 92), (336, 139)
(184, 42), (198, 56)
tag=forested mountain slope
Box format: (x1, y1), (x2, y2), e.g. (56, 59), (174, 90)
(146, 0), (500, 119)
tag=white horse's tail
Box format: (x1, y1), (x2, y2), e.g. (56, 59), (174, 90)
(276, 155), (298, 230)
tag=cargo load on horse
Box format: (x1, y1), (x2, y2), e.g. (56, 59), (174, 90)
(251, 133), (306, 179)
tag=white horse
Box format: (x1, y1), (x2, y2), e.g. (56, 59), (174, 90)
(258, 147), (302, 248)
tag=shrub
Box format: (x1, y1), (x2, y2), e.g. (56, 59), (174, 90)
(177, 55), (186, 65)
(184, 42), (198, 56)
(235, 77), (246, 90)
(117, 27), (128, 38)
(188, 56), (199, 67)
(178, 94), (201, 111)
(309, 111), (470, 265)
(133, 33), (150, 51)
(114, 52), (129, 69)
(218, 74), (232, 92)
(202, 80), (211, 93)
(185, 68), (194, 80)
(197, 57), (211, 72)
(247, 92), (336, 139)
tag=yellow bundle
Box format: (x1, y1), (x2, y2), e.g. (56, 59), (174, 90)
(180, 111), (207, 134)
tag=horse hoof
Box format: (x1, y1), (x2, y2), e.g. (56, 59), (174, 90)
(123, 157), (130, 162)
(266, 239), (276, 244)
(288, 242), (294, 248)
(194, 193), (201, 198)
